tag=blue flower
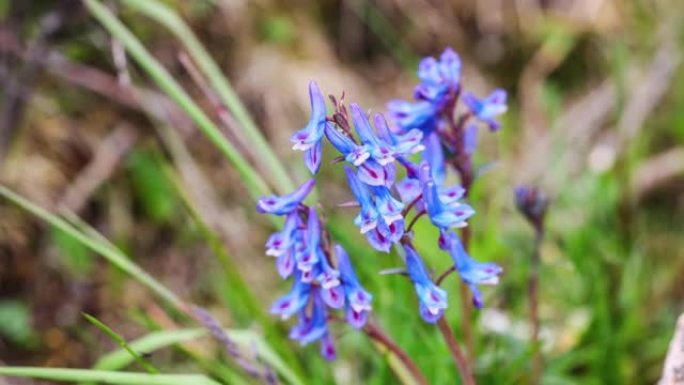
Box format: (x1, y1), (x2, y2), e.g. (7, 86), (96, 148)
(365, 227), (392, 253)
(374, 113), (425, 155)
(335, 245), (372, 329)
(265, 212), (301, 256)
(462, 89), (507, 131)
(257, 179), (315, 215)
(419, 161), (474, 229)
(298, 207), (322, 272)
(386, 99), (437, 133)
(344, 166), (379, 234)
(357, 159), (396, 187)
(324, 124), (370, 166)
(320, 332), (337, 361)
(387, 48), (462, 133)
(370, 186), (404, 226)
(291, 81), (327, 151)
(440, 231), (502, 308)
(413, 48), (461, 105)
(289, 292), (328, 345)
(304, 139), (323, 174)
(423, 131), (446, 185)
(270, 276), (311, 319)
(350, 103), (396, 166)
(403, 244), (447, 323)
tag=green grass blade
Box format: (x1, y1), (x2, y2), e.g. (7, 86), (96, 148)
(0, 368), (220, 385)
(116, 0), (295, 194)
(83, 313), (159, 374)
(0, 185), (181, 308)
(93, 328), (306, 385)
(83, 0), (271, 200)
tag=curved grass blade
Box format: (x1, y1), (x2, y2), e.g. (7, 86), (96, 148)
(93, 328), (305, 385)
(0, 367), (220, 385)
(83, 0), (271, 200)
(116, 0), (296, 194)
(83, 313), (159, 374)
(0, 185), (181, 308)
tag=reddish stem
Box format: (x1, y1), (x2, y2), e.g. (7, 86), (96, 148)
(437, 318), (476, 385)
(406, 210), (426, 233)
(351, 319), (429, 385)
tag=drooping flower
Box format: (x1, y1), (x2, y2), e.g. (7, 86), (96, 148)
(335, 245), (372, 329)
(403, 244), (448, 323)
(462, 89), (507, 131)
(374, 113), (424, 155)
(440, 230), (502, 308)
(289, 292), (328, 345)
(386, 99), (437, 133)
(344, 166), (378, 234)
(270, 276), (311, 320)
(257, 179), (315, 215)
(419, 161), (474, 229)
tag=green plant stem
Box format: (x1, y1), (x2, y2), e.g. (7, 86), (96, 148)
(0, 367), (221, 385)
(0, 185), (181, 308)
(115, 0), (296, 194)
(82, 0), (271, 201)
(529, 228), (544, 385)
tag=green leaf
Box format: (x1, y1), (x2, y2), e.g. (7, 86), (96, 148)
(83, 0), (271, 201)
(92, 328), (306, 385)
(0, 367), (220, 385)
(0, 185), (181, 308)
(115, 0), (296, 194)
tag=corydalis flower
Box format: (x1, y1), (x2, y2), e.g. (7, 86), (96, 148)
(440, 231), (502, 308)
(291, 81), (328, 174)
(462, 89), (507, 131)
(257, 179), (315, 215)
(419, 161), (474, 229)
(336, 245), (372, 329)
(404, 244), (448, 323)
(387, 48), (462, 133)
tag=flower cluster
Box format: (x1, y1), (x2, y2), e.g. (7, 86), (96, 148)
(257, 180), (372, 359)
(258, 47), (506, 355)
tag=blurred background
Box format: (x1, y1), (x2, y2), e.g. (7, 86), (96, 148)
(1, 0), (684, 384)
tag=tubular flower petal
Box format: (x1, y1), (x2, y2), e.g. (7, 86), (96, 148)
(335, 245), (373, 314)
(344, 166), (379, 234)
(270, 277), (311, 320)
(304, 139), (323, 174)
(419, 162), (474, 229)
(257, 179), (315, 215)
(324, 124), (370, 166)
(403, 245), (448, 323)
(440, 231), (502, 308)
(291, 81), (327, 151)
(350, 104), (396, 166)
(462, 89), (507, 131)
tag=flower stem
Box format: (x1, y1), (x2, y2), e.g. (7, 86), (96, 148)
(436, 318), (476, 385)
(364, 321), (430, 385)
(529, 227), (544, 385)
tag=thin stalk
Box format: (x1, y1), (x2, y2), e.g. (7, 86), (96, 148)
(529, 228), (544, 385)
(83, 0), (271, 201)
(116, 0), (296, 194)
(436, 318), (476, 385)
(364, 321), (430, 385)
